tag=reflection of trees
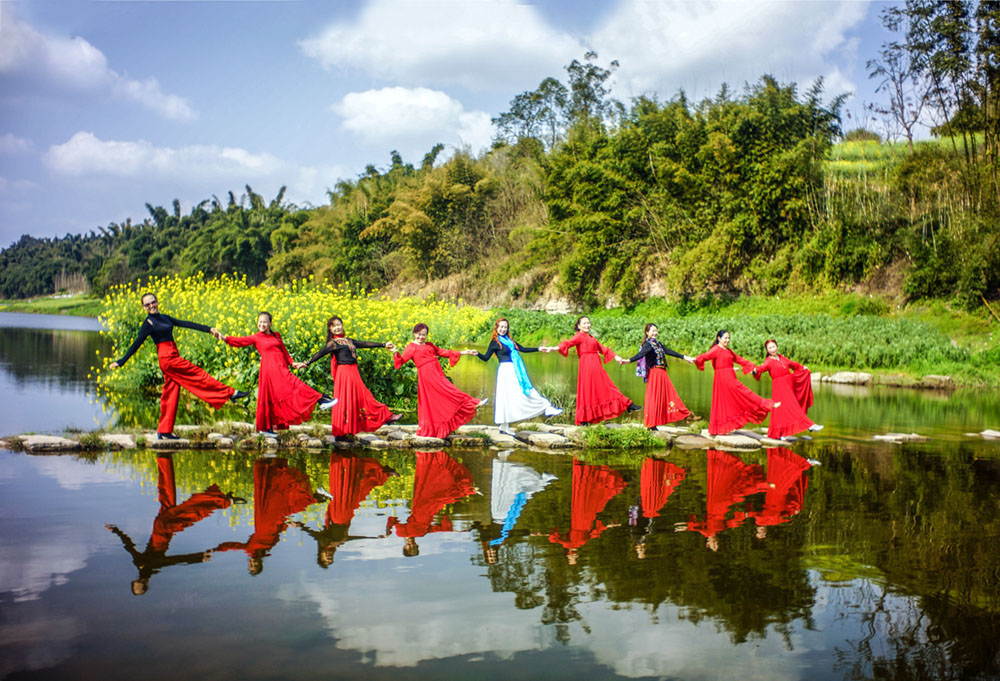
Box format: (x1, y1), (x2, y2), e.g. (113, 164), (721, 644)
(807, 442), (1000, 678)
(0, 327), (109, 385)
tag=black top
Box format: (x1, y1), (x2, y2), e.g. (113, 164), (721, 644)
(304, 338), (385, 367)
(476, 338), (538, 363)
(627, 339), (684, 368)
(115, 314), (212, 365)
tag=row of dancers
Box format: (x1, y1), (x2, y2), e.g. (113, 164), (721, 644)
(107, 447), (812, 592)
(109, 293), (822, 441)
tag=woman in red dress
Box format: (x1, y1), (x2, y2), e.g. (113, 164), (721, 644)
(549, 459), (626, 564)
(616, 323), (694, 429)
(681, 450), (768, 551)
(556, 316), (638, 425)
(221, 312), (335, 436)
(295, 315), (400, 439)
(752, 339), (823, 439)
(694, 329), (778, 436)
(393, 323), (485, 438)
(385, 451), (477, 556)
(631, 458), (686, 558)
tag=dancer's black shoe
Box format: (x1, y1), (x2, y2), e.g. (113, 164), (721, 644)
(157, 432), (180, 440)
(627, 403), (642, 412)
(230, 390), (250, 403)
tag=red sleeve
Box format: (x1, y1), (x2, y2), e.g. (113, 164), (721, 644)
(694, 345), (716, 371)
(433, 344), (462, 368)
(753, 357), (773, 380)
(557, 332), (583, 358)
(274, 333), (293, 365)
(393, 344), (415, 370)
(225, 334), (257, 348)
(784, 355), (806, 372)
(596, 340), (616, 364)
(330, 354), (339, 380)
(731, 352), (756, 375)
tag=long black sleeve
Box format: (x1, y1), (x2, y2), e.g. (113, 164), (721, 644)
(352, 340), (386, 349)
(115, 324), (152, 366)
(476, 340), (500, 362)
(627, 341), (654, 364)
(304, 342), (335, 367)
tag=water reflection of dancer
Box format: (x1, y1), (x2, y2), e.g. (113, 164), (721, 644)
(213, 458), (318, 574)
(219, 312), (335, 436)
(393, 324), (485, 438)
(556, 316), (638, 425)
(751, 339), (823, 439)
(106, 454), (234, 595)
(385, 451), (477, 557)
(549, 459), (626, 564)
(295, 316), (400, 439)
(750, 447), (813, 538)
(678, 450), (768, 551)
(694, 330), (777, 436)
(108, 292), (248, 440)
(477, 457), (556, 564)
(630, 458), (686, 559)
(293, 453), (396, 567)
(476, 318), (562, 436)
(616, 323), (694, 429)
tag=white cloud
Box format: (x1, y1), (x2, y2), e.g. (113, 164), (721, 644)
(593, 0), (869, 101)
(299, 0), (583, 91)
(0, 17), (197, 121)
(333, 87), (494, 156)
(42, 131), (347, 210)
(0, 133), (34, 154)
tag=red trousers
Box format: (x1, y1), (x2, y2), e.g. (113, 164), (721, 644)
(157, 342), (234, 434)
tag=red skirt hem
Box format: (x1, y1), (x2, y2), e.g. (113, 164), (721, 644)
(643, 367), (690, 428)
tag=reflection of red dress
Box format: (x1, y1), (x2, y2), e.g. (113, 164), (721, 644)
(327, 454), (391, 526)
(214, 458), (315, 556)
(149, 455), (231, 552)
(386, 451), (476, 538)
(752, 448), (812, 527)
(225, 332), (321, 431)
(686, 450), (768, 538)
(395, 343), (480, 438)
(558, 332), (632, 425)
(754, 355), (815, 438)
(694, 344), (774, 435)
(639, 458), (686, 519)
(549, 459), (626, 550)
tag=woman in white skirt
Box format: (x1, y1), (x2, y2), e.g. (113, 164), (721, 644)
(476, 318), (562, 435)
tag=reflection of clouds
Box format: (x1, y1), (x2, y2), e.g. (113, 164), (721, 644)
(0, 456), (115, 601)
(571, 601), (807, 680)
(0, 613), (80, 679)
(285, 536), (549, 666)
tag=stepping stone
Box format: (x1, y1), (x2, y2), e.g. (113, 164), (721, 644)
(385, 430), (410, 441)
(674, 434), (714, 449)
(982, 429), (1000, 439)
(873, 433), (929, 443)
(711, 433), (762, 449)
(100, 434), (136, 449)
(214, 437), (235, 449)
(760, 437), (787, 447)
(448, 436), (489, 447)
(519, 431), (573, 450)
(303, 438), (324, 449)
(824, 371), (873, 385)
(411, 436), (448, 449)
(20, 435), (81, 452)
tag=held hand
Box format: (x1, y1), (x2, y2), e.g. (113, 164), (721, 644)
(210, 328), (224, 341)
(291, 361), (306, 370)
(109, 361), (120, 370)
(461, 349), (478, 355)
(684, 355), (695, 364)
(385, 342), (396, 352)
(615, 355), (626, 365)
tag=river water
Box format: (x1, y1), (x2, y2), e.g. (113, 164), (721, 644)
(1, 312), (998, 680)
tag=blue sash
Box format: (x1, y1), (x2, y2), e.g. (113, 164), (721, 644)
(497, 334), (534, 396)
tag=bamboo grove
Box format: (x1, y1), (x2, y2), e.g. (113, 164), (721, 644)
(2, 8), (1000, 310)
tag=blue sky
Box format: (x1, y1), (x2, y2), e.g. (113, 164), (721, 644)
(0, 0), (895, 248)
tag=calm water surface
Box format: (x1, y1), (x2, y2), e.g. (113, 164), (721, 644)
(1, 312), (999, 680)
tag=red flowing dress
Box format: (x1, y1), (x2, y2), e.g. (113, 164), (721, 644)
(386, 451), (476, 538)
(694, 344), (774, 435)
(753, 355), (815, 438)
(327, 453), (391, 527)
(558, 332), (633, 425)
(394, 343), (480, 438)
(685, 450), (768, 539)
(214, 458), (316, 559)
(549, 459), (626, 552)
(639, 458), (687, 519)
(225, 331), (321, 431)
(305, 336), (393, 436)
(751, 447), (812, 528)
